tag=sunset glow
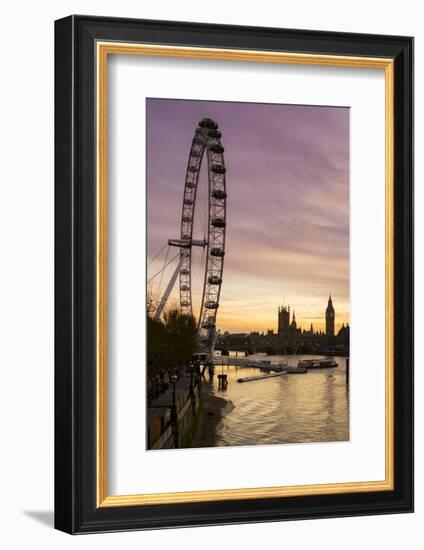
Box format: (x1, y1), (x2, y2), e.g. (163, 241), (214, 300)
(147, 98), (349, 334)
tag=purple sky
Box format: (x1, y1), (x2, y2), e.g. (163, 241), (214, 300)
(147, 98), (349, 333)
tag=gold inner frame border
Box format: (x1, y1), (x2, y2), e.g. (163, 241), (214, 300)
(96, 42), (394, 508)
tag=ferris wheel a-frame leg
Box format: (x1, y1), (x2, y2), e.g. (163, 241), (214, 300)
(153, 249), (189, 321)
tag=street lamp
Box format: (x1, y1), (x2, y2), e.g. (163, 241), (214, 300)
(170, 374), (179, 448)
(171, 374), (178, 410)
(188, 365), (196, 416)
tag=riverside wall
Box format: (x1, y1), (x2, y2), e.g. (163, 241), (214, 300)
(150, 385), (201, 450)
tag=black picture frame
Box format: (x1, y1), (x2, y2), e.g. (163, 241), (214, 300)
(55, 15), (413, 534)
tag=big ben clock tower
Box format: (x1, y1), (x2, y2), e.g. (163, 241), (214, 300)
(325, 294), (335, 337)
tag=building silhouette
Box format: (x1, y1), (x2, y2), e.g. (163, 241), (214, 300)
(337, 323), (350, 346)
(216, 294), (349, 355)
(277, 304), (301, 337)
(325, 294), (335, 337)
(290, 310), (297, 330)
(277, 305), (290, 335)
(278, 294), (342, 339)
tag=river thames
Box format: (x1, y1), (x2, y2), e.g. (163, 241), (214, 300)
(209, 354), (349, 447)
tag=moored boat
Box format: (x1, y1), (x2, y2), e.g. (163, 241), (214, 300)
(297, 359), (338, 369)
(285, 366), (308, 374)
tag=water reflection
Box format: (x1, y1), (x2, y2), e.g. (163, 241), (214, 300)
(210, 354), (349, 446)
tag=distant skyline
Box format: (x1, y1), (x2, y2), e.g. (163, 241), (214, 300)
(147, 98), (349, 333)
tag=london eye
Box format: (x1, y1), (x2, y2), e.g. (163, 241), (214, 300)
(149, 118), (227, 357)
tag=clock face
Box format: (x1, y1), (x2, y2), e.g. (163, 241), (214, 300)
(329, 312), (334, 319)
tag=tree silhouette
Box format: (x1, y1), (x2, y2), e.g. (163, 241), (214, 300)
(147, 307), (197, 397)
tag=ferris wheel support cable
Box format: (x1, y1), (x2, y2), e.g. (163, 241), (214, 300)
(147, 251), (180, 284)
(155, 245), (170, 305)
(147, 242), (168, 266)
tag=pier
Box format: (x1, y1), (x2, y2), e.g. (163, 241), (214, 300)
(213, 356), (287, 371)
(237, 371), (287, 383)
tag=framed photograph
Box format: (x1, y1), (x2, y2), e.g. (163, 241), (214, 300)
(54, 15), (413, 533)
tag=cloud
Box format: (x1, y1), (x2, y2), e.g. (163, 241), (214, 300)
(147, 99), (349, 332)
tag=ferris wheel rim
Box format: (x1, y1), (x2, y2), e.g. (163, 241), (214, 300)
(179, 118), (227, 351)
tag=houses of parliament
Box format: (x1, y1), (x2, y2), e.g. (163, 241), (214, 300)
(216, 295), (350, 356)
(277, 294), (349, 342)
(278, 295), (334, 336)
